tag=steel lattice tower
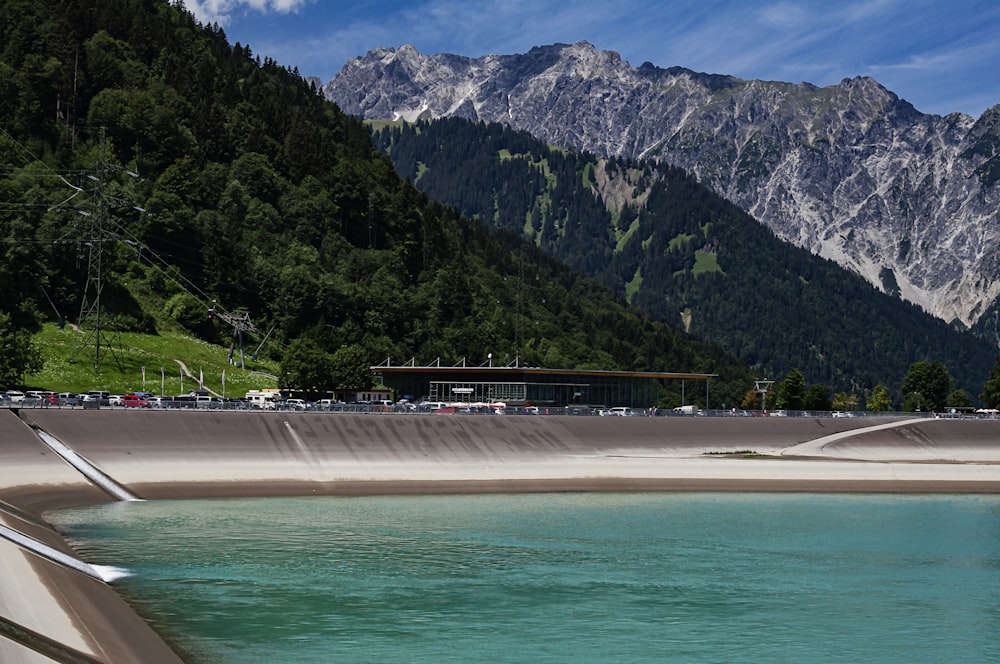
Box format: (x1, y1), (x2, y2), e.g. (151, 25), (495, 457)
(74, 156), (124, 371)
(73, 134), (141, 372)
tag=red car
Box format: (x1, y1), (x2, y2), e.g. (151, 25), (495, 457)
(122, 393), (150, 408)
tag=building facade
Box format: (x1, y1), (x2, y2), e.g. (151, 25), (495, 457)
(371, 363), (716, 409)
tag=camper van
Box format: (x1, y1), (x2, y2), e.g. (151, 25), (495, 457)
(246, 389), (281, 410)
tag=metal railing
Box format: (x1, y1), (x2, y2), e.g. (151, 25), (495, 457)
(1, 400), (993, 419)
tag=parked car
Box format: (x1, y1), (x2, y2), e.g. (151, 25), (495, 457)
(5, 390), (25, 403)
(108, 394), (124, 406)
(123, 393), (150, 408)
(57, 392), (81, 406)
(83, 391), (111, 406)
(25, 391), (58, 406)
(285, 398), (309, 410)
(19, 394), (44, 407)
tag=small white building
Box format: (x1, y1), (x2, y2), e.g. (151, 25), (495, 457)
(338, 388), (392, 404)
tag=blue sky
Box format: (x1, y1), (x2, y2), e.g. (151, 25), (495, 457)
(185, 0), (1000, 118)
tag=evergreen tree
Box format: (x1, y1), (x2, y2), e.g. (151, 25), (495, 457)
(804, 384), (831, 411)
(775, 368), (806, 410)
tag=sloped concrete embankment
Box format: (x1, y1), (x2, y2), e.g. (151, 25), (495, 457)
(0, 409), (182, 664)
(20, 410), (882, 497)
(798, 418), (1000, 461)
(2, 409), (998, 662)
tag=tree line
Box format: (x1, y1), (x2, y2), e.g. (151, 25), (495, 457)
(765, 359), (1000, 413)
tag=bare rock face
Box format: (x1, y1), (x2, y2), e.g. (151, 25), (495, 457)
(325, 41), (1000, 327)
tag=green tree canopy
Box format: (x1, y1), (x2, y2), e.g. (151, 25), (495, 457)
(0, 311), (43, 389)
(946, 389), (973, 409)
(280, 336), (334, 395)
(865, 383), (892, 412)
(900, 361), (951, 412)
(804, 384), (831, 411)
(331, 344), (374, 391)
(831, 392), (859, 411)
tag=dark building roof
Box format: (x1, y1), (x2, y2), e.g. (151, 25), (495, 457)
(371, 364), (715, 380)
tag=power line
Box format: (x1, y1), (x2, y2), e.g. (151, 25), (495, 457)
(105, 214), (284, 364)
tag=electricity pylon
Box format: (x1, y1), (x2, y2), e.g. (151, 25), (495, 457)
(72, 137), (142, 371)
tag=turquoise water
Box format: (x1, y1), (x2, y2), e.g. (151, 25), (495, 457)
(50, 494), (1000, 663)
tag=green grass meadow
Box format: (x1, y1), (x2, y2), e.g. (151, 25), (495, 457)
(25, 323), (280, 397)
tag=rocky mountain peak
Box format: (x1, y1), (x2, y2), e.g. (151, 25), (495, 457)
(326, 44), (1000, 328)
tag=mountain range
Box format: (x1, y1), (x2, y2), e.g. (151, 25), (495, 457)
(323, 41), (1000, 332)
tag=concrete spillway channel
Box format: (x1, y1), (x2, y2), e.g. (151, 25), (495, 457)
(0, 423), (139, 584)
(32, 428), (142, 502)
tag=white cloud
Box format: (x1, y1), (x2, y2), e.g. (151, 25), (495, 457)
(755, 2), (810, 29)
(184, 0), (311, 26)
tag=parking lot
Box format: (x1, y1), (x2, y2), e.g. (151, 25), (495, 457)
(3, 390), (976, 418)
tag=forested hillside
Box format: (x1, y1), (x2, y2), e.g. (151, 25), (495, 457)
(372, 118), (995, 398)
(0, 0), (754, 405)
(328, 42), (1000, 329)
